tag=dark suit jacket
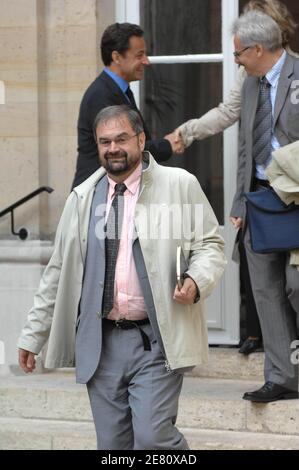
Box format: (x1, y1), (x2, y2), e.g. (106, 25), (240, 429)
(231, 53), (299, 219)
(72, 71), (172, 188)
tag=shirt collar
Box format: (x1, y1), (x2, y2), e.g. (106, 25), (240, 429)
(107, 162), (142, 197)
(265, 50), (286, 88)
(104, 67), (129, 94)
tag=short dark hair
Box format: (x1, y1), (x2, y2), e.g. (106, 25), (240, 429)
(93, 105), (144, 140)
(101, 23), (144, 66)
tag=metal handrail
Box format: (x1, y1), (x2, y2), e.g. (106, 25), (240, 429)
(0, 186), (54, 240)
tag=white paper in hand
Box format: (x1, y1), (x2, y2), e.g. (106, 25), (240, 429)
(176, 246), (188, 290)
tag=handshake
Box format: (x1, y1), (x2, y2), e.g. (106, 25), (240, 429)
(164, 128), (185, 155)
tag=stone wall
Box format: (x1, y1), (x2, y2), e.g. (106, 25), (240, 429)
(0, 0), (114, 239)
(0, 240), (53, 375)
(0, 0), (115, 375)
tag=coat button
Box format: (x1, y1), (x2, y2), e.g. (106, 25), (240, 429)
(97, 311), (102, 318)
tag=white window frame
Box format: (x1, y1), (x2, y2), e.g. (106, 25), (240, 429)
(115, 0), (240, 344)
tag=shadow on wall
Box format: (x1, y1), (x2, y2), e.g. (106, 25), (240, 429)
(0, 81), (5, 104)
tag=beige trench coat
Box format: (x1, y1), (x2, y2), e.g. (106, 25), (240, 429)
(18, 154), (226, 370)
(266, 141), (299, 269)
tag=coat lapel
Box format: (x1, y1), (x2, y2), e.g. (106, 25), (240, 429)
(92, 176), (109, 253)
(99, 71), (128, 104)
(246, 76), (260, 133)
(75, 172), (108, 262)
(273, 54), (294, 127)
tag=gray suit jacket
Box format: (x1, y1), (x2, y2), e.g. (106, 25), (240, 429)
(231, 53), (299, 219)
(75, 173), (167, 384)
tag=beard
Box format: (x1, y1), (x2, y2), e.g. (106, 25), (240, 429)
(102, 149), (129, 175)
(101, 148), (141, 175)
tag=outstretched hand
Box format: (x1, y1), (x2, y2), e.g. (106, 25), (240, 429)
(164, 129), (185, 155)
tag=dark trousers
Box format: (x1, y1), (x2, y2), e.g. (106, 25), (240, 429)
(239, 231), (262, 339)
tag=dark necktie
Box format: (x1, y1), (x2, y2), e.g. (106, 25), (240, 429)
(252, 77), (272, 165)
(125, 86), (138, 110)
(102, 183), (127, 317)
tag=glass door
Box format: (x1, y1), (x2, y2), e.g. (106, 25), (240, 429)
(140, 0), (224, 222)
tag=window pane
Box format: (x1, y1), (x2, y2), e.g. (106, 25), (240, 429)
(141, 63), (224, 224)
(140, 0), (222, 55)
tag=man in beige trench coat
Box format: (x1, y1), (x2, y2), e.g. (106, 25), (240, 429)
(18, 105), (225, 450)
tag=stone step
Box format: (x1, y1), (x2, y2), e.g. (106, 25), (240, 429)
(1, 417), (299, 450)
(3, 347), (265, 381)
(178, 376), (299, 436)
(0, 417), (96, 450)
(184, 427), (299, 450)
(189, 347), (264, 381)
(53, 348), (265, 382)
(1, 372), (299, 437)
(0, 372), (93, 422)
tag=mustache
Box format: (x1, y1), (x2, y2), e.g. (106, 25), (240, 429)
(104, 150), (127, 160)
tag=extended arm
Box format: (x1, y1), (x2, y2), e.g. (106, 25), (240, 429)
(176, 67), (246, 149)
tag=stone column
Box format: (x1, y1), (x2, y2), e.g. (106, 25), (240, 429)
(0, 0), (41, 237)
(0, 0), (115, 239)
(0, 0), (115, 375)
(36, 0), (99, 236)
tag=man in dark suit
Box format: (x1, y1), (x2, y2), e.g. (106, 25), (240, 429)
(230, 11), (299, 402)
(72, 23), (176, 188)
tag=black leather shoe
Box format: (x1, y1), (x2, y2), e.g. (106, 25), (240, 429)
(239, 337), (263, 355)
(243, 381), (299, 403)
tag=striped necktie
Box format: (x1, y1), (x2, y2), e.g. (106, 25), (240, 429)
(102, 183), (127, 317)
(252, 77), (272, 165)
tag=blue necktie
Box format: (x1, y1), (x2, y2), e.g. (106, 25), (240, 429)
(125, 86), (138, 109)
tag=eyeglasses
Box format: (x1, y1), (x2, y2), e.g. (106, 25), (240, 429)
(98, 133), (140, 148)
(233, 46), (252, 58)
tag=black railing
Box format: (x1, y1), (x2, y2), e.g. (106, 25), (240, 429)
(0, 186), (54, 240)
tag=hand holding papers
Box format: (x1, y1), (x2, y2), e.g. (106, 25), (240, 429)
(174, 247), (199, 304)
(176, 246), (188, 290)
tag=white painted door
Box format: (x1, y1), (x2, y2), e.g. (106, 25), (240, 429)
(116, 0), (240, 344)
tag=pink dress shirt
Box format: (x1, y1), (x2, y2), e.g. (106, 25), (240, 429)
(106, 163), (148, 321)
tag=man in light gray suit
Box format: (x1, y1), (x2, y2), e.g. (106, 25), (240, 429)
(18, 105), (225, 449)
(230, 11), (299, 402)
